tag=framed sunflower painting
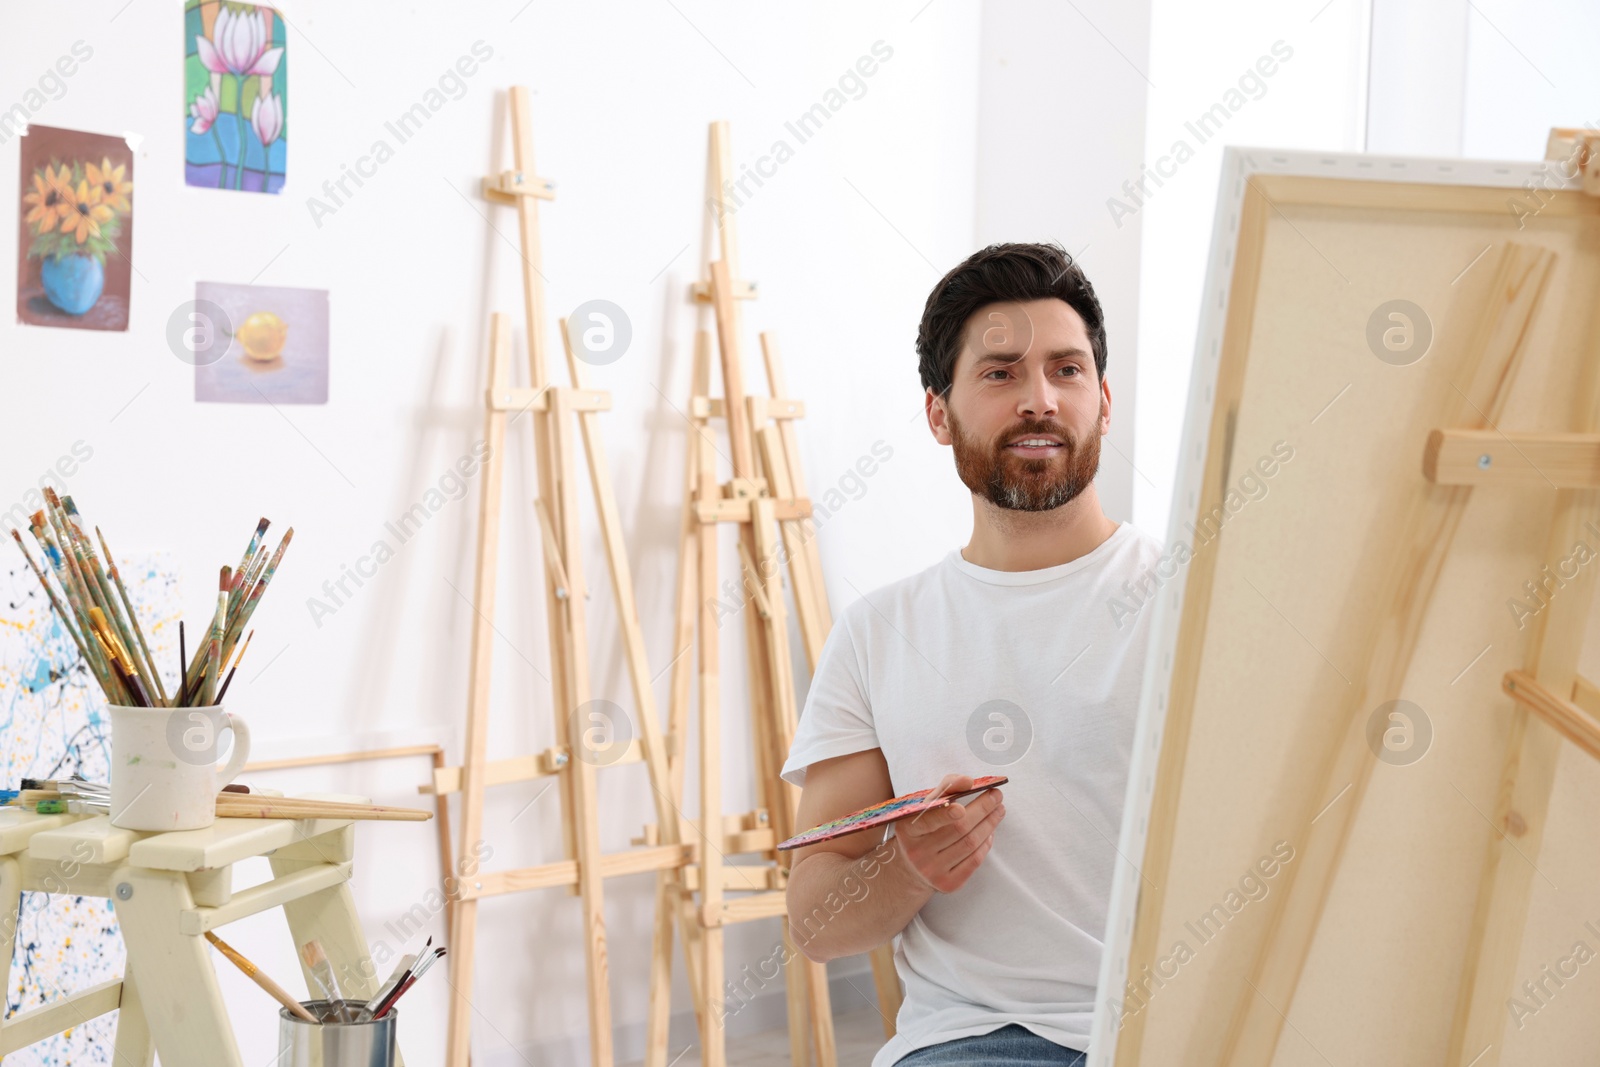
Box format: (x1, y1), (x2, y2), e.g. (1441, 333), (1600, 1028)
(184, 0), (287, 193)
(16, 125), (134, 332)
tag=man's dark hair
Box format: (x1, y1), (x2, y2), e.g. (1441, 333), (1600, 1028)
(915, 242), (1107, 399)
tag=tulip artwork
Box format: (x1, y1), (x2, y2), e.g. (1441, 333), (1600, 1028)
(184, 0), (287, 193)
(15, 125), (134, 331)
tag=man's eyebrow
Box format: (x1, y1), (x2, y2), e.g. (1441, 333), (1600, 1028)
(971, 347), (1092, 366)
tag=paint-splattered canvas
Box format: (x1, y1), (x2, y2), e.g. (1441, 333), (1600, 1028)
(16, 126), (134, 332)
(185, 0), (286, 193)
(778, 775), (1008, 850)
(0, 552), (179, 1064)
(193, 281), (329, 404)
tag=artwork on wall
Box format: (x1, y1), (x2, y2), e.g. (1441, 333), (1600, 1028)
(194, 281), (329, 403)
(0, 553), (179, 1065)
(185, 0), (286, 193)
(16, 125), (134, 332)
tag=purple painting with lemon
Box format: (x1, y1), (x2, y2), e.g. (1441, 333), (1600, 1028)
(185, 0), (286, 193)
(778, 775), (1008, 851)
(193, 281), (329, 404)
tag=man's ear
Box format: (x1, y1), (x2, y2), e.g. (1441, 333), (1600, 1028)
(1098, 375), (1112, 436)
(927, 386), (953, 445)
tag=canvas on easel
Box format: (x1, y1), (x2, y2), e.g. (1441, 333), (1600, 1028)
(1095, 143), (1600, 1066)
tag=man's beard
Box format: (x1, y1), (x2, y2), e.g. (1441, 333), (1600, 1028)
(948, 409), (1102, 512)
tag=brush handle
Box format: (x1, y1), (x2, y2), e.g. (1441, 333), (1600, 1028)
(214, 798), (431, 821)
(373, 973), (417, 1019)
(364, 954), (416, 1014)
(206, 932), (318, 1023)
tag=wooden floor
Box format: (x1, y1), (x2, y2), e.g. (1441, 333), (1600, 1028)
(622, 1008), (890, 1067)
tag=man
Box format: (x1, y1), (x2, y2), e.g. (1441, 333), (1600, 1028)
(780, 242), (1163, 1066)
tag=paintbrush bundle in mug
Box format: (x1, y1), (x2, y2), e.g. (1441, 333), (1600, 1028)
(8, 490), (292, 709)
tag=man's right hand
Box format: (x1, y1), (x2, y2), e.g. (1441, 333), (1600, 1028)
(895, 773), (1006, 893)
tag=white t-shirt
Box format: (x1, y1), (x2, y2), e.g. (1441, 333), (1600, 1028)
(780, 522), (1163, 1066)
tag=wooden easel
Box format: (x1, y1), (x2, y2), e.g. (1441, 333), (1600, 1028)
(432, 87), (686, 1067)
(637, 120), (901, 1067)
(1441, 131), (1600, 1067)
(1109, 135), (1600, 1067)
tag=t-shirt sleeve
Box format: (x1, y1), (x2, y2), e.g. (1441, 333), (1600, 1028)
(780, 602), (879, 788)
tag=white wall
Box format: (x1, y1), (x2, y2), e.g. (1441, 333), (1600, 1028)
(0, 2), (987, 1062)
(1130, 0), (1372, 536)
(974, 0), (1154, 526)
(1366, 0), (1468, 155)
(1460, 0), (1600, 159)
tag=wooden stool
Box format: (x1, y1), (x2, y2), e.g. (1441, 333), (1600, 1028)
(0, 794), (402, 1066)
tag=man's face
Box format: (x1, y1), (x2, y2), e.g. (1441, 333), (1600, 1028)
(927, 297), (1110, 512)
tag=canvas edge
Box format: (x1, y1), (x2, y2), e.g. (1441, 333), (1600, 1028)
(1087, 143), (1585, 1066)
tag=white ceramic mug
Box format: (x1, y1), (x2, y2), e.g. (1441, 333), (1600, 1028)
(108, 704), (251, 831)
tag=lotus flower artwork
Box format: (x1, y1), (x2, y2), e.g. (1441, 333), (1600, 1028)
(251, 91), (284, 151)
(189, 83), (219, 135)
(184, 0), (287, 193)
(15, 125), (135, 331)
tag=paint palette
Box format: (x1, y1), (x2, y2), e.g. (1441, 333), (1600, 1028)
(777, 775), (1008, 851)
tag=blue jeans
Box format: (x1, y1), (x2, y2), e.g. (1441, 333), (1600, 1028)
(893, 1024), (1087, 1065)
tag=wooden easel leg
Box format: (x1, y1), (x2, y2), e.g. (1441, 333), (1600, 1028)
(738, 530), (779, 823)
(754, 341), (827, 665)
(784, 925), (812, 1067)
(549, 389), (616, 1067)
(645, 871), (676, 1067)
(109, 867), (244, 1067)
(646, 878), (712, 1067)
(567, 750), (614, 1066)
(868, 945), (902, 1037)
(571, 754), (614, 1067)
(700, 921), (725, 1067)
(676, 884), (707, 1024)
(647, 329), (713, 1067)
(433, 746), (455, 942)
(113, 964), (157, 1067)
(698, 467), (727, 1067)
(749, 499), (797, 820)
(671, 331), (714, 793)
(446, 313), (514, 1067)
(699, 909), (726, 1064)
(1446, 338), (1600, 1064)
(540, 402), (580, 883)
(446, 896), (479, 1064)
(802, 955), (837, 1067)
